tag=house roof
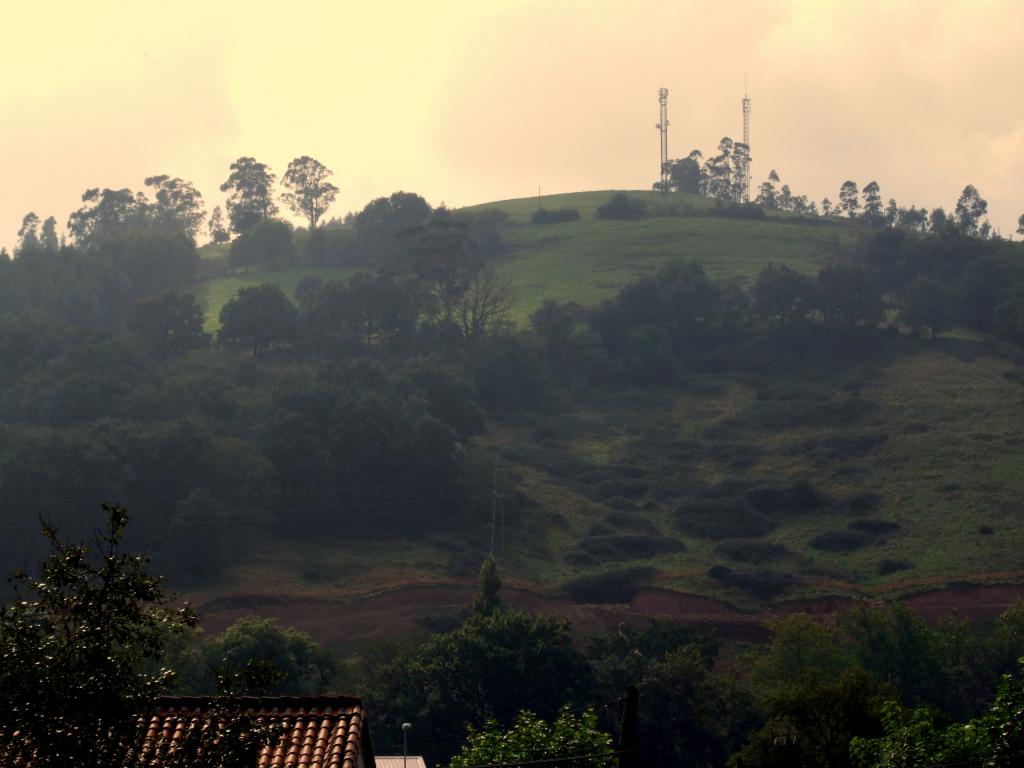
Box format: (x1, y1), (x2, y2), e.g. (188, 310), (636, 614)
(143, 694), (372, 768)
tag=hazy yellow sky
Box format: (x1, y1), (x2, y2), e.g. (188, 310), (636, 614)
(2, 0), (1022, 248)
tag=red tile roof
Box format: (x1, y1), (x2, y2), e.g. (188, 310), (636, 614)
(142, 695), (373, 768)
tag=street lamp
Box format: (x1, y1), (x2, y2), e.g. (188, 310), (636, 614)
(402, 722), (412, 768)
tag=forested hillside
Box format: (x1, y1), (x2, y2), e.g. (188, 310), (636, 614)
(3, 183), (1024, 623)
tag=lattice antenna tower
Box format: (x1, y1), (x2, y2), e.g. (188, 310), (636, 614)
(741, 76), (751, 203)
(657, 88), (670, 196)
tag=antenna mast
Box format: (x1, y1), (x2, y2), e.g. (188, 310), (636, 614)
(741, 77), (751, 203)
(657, 88), (670, 196)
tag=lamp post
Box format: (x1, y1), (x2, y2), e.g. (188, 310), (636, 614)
(402, 722), (411, 768)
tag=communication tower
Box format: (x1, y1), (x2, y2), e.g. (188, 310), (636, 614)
(741, 78), (751, 203)
(657, 88), (670, 195)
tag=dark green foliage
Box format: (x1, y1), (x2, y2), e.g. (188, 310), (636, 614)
(848, 518), (900, 534)
(595, 192), (649, 220)
(734, 396), (878, 431)
(228, 218), (295, 268)
(354, 190), (432, 265)
(0, 506), (197, 766)
(531, 207), (580, 224)
(217, 284), (298, 354)
(787, 431), (889, 462)
(815, 264), (885, 330)
(567, 533), (682, 564)
(473, 555), (502, 616)
(809, 529), (875, 552)
(745, 480), (831, 515)
(220, 157), (277, 235)
(876, 558), (913, 575)
(449, 708), (614, 768)
(753, 263), (817, 328)
(560, 566), (658, 603)
(368, 610), (593, 764)
(899, 275), (954, 338)
(474, 336), (547, 409)
(674, 497), (775, 539)
(714, 539), (791, 564)
(169, 617), (335, 695)
(706, 565), (794, 600)
(128, 292), (210, 360)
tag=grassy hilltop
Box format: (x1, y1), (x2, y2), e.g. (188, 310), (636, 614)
(189, 191), (1024, 614)
(197, 190), (853, 330)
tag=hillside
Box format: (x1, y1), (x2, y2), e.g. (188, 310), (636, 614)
(184, 191), (1024, 634)
(196, 190), (855, 330)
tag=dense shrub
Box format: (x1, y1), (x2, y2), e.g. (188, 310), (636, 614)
(714, 539), (791, 564)
(877, 558), (913, 575)
(595, 477), (649, 501)
(745, 480), (831, 515)
(674, 498), (775, 540)
(228, 219), (295, 268)
(531, 207), (580, 224)
(809, 529), (875, 552)
(839, 492), (882, 514)
(848, 518), (901, 534)
(561, 566), (658, 603)
(706, 565), (793, 600)
(596, 192), (649, 221)
(602, 510), (660, 535)
(786, 432), (889, 461)
(567, 534), (682, 563)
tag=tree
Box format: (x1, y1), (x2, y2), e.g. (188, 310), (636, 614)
(753, 263), (818, 329)
(220, 157), (278, 235)
(930, 207), (948, 234)
(207, 205), (230, 243)
(228, 218), (295, 269)
(145, 175), (206, 238)
(899, 276), (953, 339)
(370, 610), (593, 764)
(16, 212), (40, 252)
(839, 181), (860, 218)
(862, 181), (883, 222)
(450, 708), (614, 768)
(884, 199), (899, 228)
(954, 184), (988, 237)
(1018, 214), (1024, 238)
(39, 216), (59, 252)
(821, 197), (833, 217)
(67, 187), (150, 244)
(0, 505), (197, 766)
(217, 283), (297, 354)
(815, 264), (885, 331)
(473, 555), (502, 616)
(281, 156), (338, 230)
(756, 171), (780, 209)
(669, 152), (702, 193)
(409, 217), (481, 325)
(457, 268), (517, 341)
(531, 299), (576, 360)
(354, 191), (433, 264)
(639, 645), (755, 768)
(128, 292), (210, 359)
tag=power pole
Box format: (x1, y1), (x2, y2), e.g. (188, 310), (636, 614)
(617, 686), (639, 768)
(657, 88), (670, 197)
(742, 76), (751, 203)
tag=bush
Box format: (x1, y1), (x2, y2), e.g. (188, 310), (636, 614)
(786, 432), (889, 461)
(808, 529), (875, 553)
(745, 481), (831, 515)
(674, 498), (775, 540)
(714, 539), (791, 564)
(602, 510), (660, 535)
(561, 566), (658, 603)
(848, 518), (901, 534)
(838, 492), (882, 515)
(877, 559), (913, 575)
(706, 565), (793, 600)
(531, 207), (580, 224)
(228, 219), (295, 268)
(567, 534), (683, 563)
(596, 192), (649, 221)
